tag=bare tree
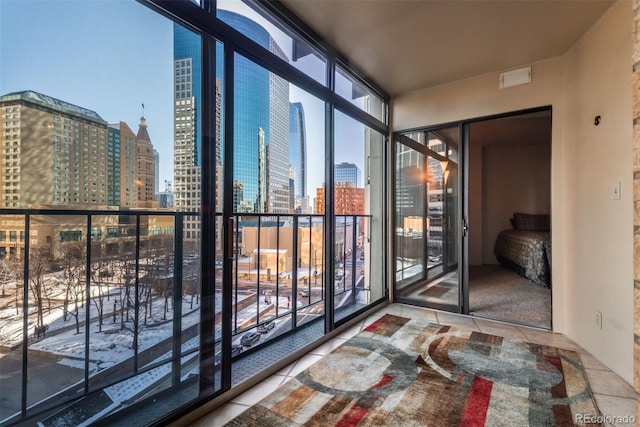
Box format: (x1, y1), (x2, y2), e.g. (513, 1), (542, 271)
(0, 259), (11, 297)
(59, 242), (86, 334)
(90, 257), (112, 332)
(111, 257), (136, 331)
(183, 240), (201, 310)
(27, 247), (54, 333)
(143, 235), (173, 321)
(6, 257), (23, 316)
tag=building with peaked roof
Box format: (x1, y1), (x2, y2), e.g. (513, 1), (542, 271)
(135, 116), (157, 206)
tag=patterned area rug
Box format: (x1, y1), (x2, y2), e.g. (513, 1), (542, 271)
(226, 314), (601, 426)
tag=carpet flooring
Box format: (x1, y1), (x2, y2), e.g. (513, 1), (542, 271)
(225, 314), (600, 426)
(469, 265), (551, 329)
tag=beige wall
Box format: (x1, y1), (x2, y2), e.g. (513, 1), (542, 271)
(392, 1), (633, 384)
(633, 0), (640, 397)
(562, 1), (633, 383)
(481, 144), (551, 265)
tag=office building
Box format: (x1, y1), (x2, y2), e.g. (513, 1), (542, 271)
(334, 161), (361, 187)
(218, 10), (290, 214)
(314, 182), (365, 215)
(0, 90), (110, 208)
(289, 102), (307, 211)
(114, 121), (138, 209)
(173, 24), (202, 239)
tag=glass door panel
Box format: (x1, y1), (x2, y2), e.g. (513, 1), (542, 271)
(394, 126), (462, 312)
(395, 143), (426, 289)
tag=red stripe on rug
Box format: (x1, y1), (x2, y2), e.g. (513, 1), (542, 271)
(364, 317), (386, 332)
(335, 405), (368, 427)
(369, 374), (393, 390)
(460, 376), (493, 427)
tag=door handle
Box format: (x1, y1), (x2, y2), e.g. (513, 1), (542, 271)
(462, 218), (469, 236)
(228, 217), (234, 259)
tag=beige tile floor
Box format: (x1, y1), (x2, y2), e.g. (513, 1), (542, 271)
(190, 304), (639, 427)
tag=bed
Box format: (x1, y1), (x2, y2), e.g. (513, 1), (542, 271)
(494, 213), (551, 288)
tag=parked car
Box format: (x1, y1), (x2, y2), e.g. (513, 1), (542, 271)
(240, 331), (260, 346)
(231, 344), (243, 356)
(299, 289), (309, 297)
(257, 321), (275, 333)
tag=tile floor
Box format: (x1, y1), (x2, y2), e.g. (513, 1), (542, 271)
(190, 304), (638, 427)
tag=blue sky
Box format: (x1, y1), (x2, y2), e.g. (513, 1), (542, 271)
(0, 0), (366, 197)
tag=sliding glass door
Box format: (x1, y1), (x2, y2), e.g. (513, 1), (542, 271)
(394, 126), (463, 312)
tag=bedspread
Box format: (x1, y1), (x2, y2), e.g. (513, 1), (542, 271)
(494, 230), (551, 288)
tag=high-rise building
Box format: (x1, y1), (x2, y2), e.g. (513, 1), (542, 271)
(289, 102), (307, 201)
(173, 13), (290, 220)
(257, 127), (267, 213)
(395, 143), (424, 216)
(288, 166), (295, 212)
(173, 25), (202, 240)
(0, 91), (159, 258)
(0, 90), (110, 208)
(314, 183), (365, 215)
(217, 10), (290, 214)
(267, 40), (291, 214)
(115, 121), (138, 209)
(173, 25), (224, 241)
(335, 162), (361, 187)
(107, 126), (122, 207)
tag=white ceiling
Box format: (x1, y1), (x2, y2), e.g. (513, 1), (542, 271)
(280, 0), (615, 97)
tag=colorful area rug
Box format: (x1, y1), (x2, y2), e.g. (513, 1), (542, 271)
(226, 314), (601, 426)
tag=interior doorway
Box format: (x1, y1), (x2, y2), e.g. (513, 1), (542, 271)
(466, 108), (552, 329)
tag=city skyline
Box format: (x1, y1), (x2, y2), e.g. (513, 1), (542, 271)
(0, 0), (368, 209)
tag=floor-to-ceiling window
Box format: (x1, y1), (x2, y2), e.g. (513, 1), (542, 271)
(0, 0), (388, 425)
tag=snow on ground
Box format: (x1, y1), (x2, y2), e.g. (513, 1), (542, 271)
(30, 304), (201, 369)
(1, 286), (288, 370)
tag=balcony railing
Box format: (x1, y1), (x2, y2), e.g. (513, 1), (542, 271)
(0, 209), (371, 426)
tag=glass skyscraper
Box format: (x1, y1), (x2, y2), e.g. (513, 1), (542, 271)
(335, 162), (361, 187)
(218, 10), (290, 214)
(289, 102), (307, 201)
(173, 25), (202, 239)
(173, 25), (202, 166)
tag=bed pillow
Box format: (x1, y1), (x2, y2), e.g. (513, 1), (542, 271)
(513, 213), (550, 231)
(509, 217), (517, 229)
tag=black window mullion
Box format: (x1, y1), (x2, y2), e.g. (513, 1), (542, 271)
(333, 95), (387, 136)
(20, 214), (30, 418)
(220, 40), (235, 393)
(324, 89), (335, 334)
(256, 216), (261, 324)
(133, 215), (141, 373)
(84, 215), (92, 392)
(199, 32), (217, 393)
(334, 58), (388, 103)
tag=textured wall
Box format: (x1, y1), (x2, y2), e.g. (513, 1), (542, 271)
(633, 0), (640, 394)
